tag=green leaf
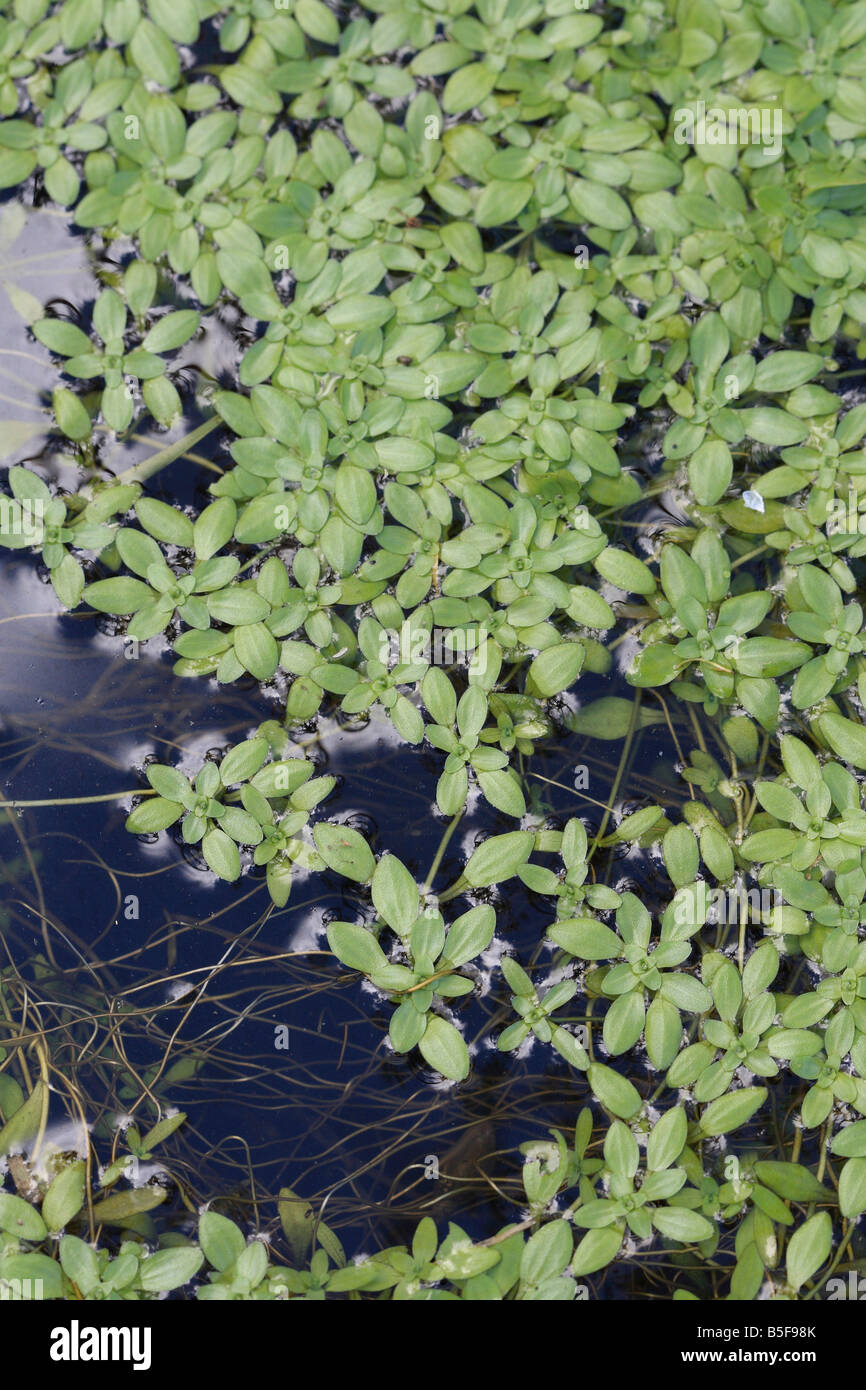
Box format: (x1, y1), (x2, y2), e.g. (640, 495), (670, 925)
(587, 1063), (642, 1119)
(629, 643), (683, 687)
(663, 824), (699, 889)
(647, 1107), (687, 1172)
(548, 918), (621, 960)
(0, 150), (38, 189)
(148, 0), (200, 43)
(234, 623), (279, 680)
(0, 1192), (47, 1241)
(645, 996), (684, 1071)
(753, 1161), (828, 1203)
(0, 1252), (62, 1298)
(278, 1187), (315, 1267)
(314, 823), (375, 883)
(733, 637), (810, 678)
(520, 1220), (573, 1286)
(52, 387), (91, 441)
(327, 921), (389, 976)
(550, 1025), (590, 1070)
(8, 467), (50, 506)
(129, 17), (181, 87)
(421, 668), (456, 727)
(140, 1111), (187, 1152)
(390, 1001), (428, 1052)
(838, 1157), (866, 1220)
(475, 180), (534, 228)
(780, 734), (822, 790)
(570, 1226), (623, 1277)
(207, 589), (271, 625)
(570, 179), (632, 230)
(251, 760), (315, 798)
(476, 769), (526, 818)
(417, 1016), (469, 1081)
(59, 1235), (100, 1294)
(613, 806), (665, 842)
(201, 827), (242, 881)
(199, 1210), (246, 1272)
(753, 352), (822, 392)
(138, 1246), (203, 1292)
(688, 439), (732, 506)
(658, 973), (712, 1013)
(820, 712), (866, 770)
(91, 1186), (168, 1225)
(739, 829), (799, 862)
(219, 738), (268, 787)
(690, 313), (729, 375)
(603, 991), (645, 1055)
(295, 0), (339, 42)
(0, 1080), (45, 1157)
(766, 1029), (823, 1060)
(651, 1208), (715, 1242)
(371, 854), (419, 935)
(34, 317), (93, 357)
(136, 497), (195, 546)
(442, 62), (497, 115)
(738, 408), (809, 447)
(830, 1120), (866, 1158)
(464, 832), (534, 887)
(42, 1161), (85, 1232)
(222, 62), (282, 114)
(444, 904), (495, 967)
(85, 577), (154, 615)
(786, 1212), (832, 1291)
(142, 310), (200, 354)
(526, 642), (585, 697)
(194, 498), (236, 562)
(699, 1087), (767, 1136)
(594, 547), (656, 595)
(126, 797), (183, 833)
(50, 554), (94, 610)
(743, 943), (780, 999)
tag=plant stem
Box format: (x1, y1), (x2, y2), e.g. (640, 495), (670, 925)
(0, 790), (155, 808)
(425, 809), (464, 899)
(107, 416), (222, 488)
(588, 691), (641, 860)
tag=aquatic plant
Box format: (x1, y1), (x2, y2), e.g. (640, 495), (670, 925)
(1, 0), (866, 1302)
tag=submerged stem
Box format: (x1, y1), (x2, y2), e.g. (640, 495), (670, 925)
(104, 416), (222, 488)
(427, 809), (465, 900)
(0, 790), (155, 808)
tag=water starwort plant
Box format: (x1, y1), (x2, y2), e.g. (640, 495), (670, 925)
(4, 0), (866, 1309)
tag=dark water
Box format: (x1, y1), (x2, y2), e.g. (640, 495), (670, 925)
(0, 198), (831, 1300)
